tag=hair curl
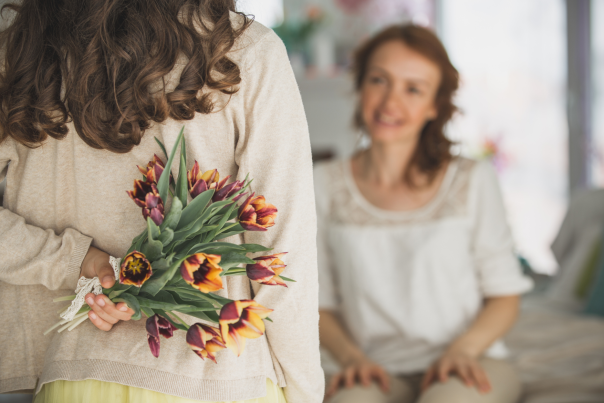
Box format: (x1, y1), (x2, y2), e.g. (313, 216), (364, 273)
(0, 0), (251, 153)
(352, 24), (459, 187)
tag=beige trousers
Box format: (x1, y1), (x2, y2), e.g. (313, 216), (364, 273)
(326, 359), (521, 403)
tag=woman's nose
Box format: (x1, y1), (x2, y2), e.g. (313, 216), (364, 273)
(380, 87), (406, 115)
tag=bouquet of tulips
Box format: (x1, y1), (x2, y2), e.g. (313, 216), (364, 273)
(47, 127), (293, 362)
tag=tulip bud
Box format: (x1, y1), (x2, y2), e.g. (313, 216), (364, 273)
(246, 253), (288, 287)
(146, 314), (177, 358)
(137, 154), (166, 184)
(127, 180), (165, 226)
(188, 162), (219, 199)
(186, 323), (226, 363)
(238, 193), (278, 232)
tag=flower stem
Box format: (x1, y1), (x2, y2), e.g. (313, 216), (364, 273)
(169, 311), (190, 330)
(67, 314), (91, 331)
(56, 311), (89, 333)
(53, 295), (77, 302)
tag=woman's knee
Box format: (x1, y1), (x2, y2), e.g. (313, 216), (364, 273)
(325, 376), (415, 403)
(417, 359), (521, 403)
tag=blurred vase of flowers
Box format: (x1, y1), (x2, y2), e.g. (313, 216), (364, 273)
(478, 135), (510, 173)
(273, 6), (325, 75)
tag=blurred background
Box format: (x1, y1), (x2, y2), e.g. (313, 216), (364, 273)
(237, 0), (600, 277)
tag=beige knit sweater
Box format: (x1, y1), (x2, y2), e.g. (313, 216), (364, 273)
(0, 16), (324, 402)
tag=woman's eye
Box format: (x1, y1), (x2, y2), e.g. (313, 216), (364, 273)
(369, 76), (385, 84)
(408, 86), (421, 94)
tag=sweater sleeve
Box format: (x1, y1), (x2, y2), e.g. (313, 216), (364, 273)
(470, 160), (533, 297)
(0, 157), (92, 290)
(235, 30), (324, 403)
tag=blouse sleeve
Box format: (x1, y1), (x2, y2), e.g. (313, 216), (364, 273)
(314, 163), (339, 311)
(235, 29), (324, 403)
(0, 154), (92, 290)
(469, 160), (533, 297)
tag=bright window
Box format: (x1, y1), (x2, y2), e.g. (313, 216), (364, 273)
(592, 0), (604, 185)
(440, 0), (567, 273)
(236, 0), (284, 28)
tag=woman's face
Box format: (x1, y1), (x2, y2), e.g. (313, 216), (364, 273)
(360, 40), (441, 145)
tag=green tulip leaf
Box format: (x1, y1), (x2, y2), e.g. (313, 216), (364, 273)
(239, 244), (273, 253)
(152, 257), (170, 271)
(127, 228), (148, 255)
(154, 137), (169, 161)
(204, 292), (233, 306)
(157, 126), (185, 203)
(279, 275), (297, 282)
(219, 252), (255, 270)
(187, 242), (245, 256)
(140, 257), (185, 296)
(175, 154), (188, 208)
(158, 228), (174, 246)
(177, 189), (215, 231)
(203, 202), (238, 242)
(216, 226), (245, 240)
(113, 293), (141, 320)
(167, 292), (216, 310)
(161, 197), (182, 232)
(147, 217), (161, 241)
(181, 310), (219, 324)
(143, 290), (178, 306)
(141, 238), (163, 262)
(136, 297), (192, 311)
(140, 307), (155, 318)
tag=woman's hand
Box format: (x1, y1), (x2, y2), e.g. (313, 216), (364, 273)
(325, 355), (390, 399)
(421, 349), (491, 394)
(80, 246), (134, 331)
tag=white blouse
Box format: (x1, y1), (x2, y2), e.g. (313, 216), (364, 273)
(315, 157), (533, 375)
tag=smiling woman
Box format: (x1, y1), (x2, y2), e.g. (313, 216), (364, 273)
(352, 26), (458, 189)
(316, 24), (533, 403)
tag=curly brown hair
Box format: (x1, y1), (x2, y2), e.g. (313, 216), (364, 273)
(352, 25), (459, 186)
(0, 0), (251, 153)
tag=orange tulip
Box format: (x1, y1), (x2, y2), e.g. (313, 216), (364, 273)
(186, 323), (226, 363)
(238, 193), (277, 232)
(246, 253), (288, 287)
(180, 253), (223, 293)
(219, 300), (273, 356)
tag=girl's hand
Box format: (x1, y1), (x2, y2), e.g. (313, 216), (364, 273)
(325, 355), (390, 399)
(421, 350), (491, 394)
(80, 246), (134, 331)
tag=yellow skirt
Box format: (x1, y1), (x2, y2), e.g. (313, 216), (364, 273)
(34, 378), (286, 403)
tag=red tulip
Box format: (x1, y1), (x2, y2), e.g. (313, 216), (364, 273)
(146, 314), (177, 358)
(127, 180), (165, 226)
